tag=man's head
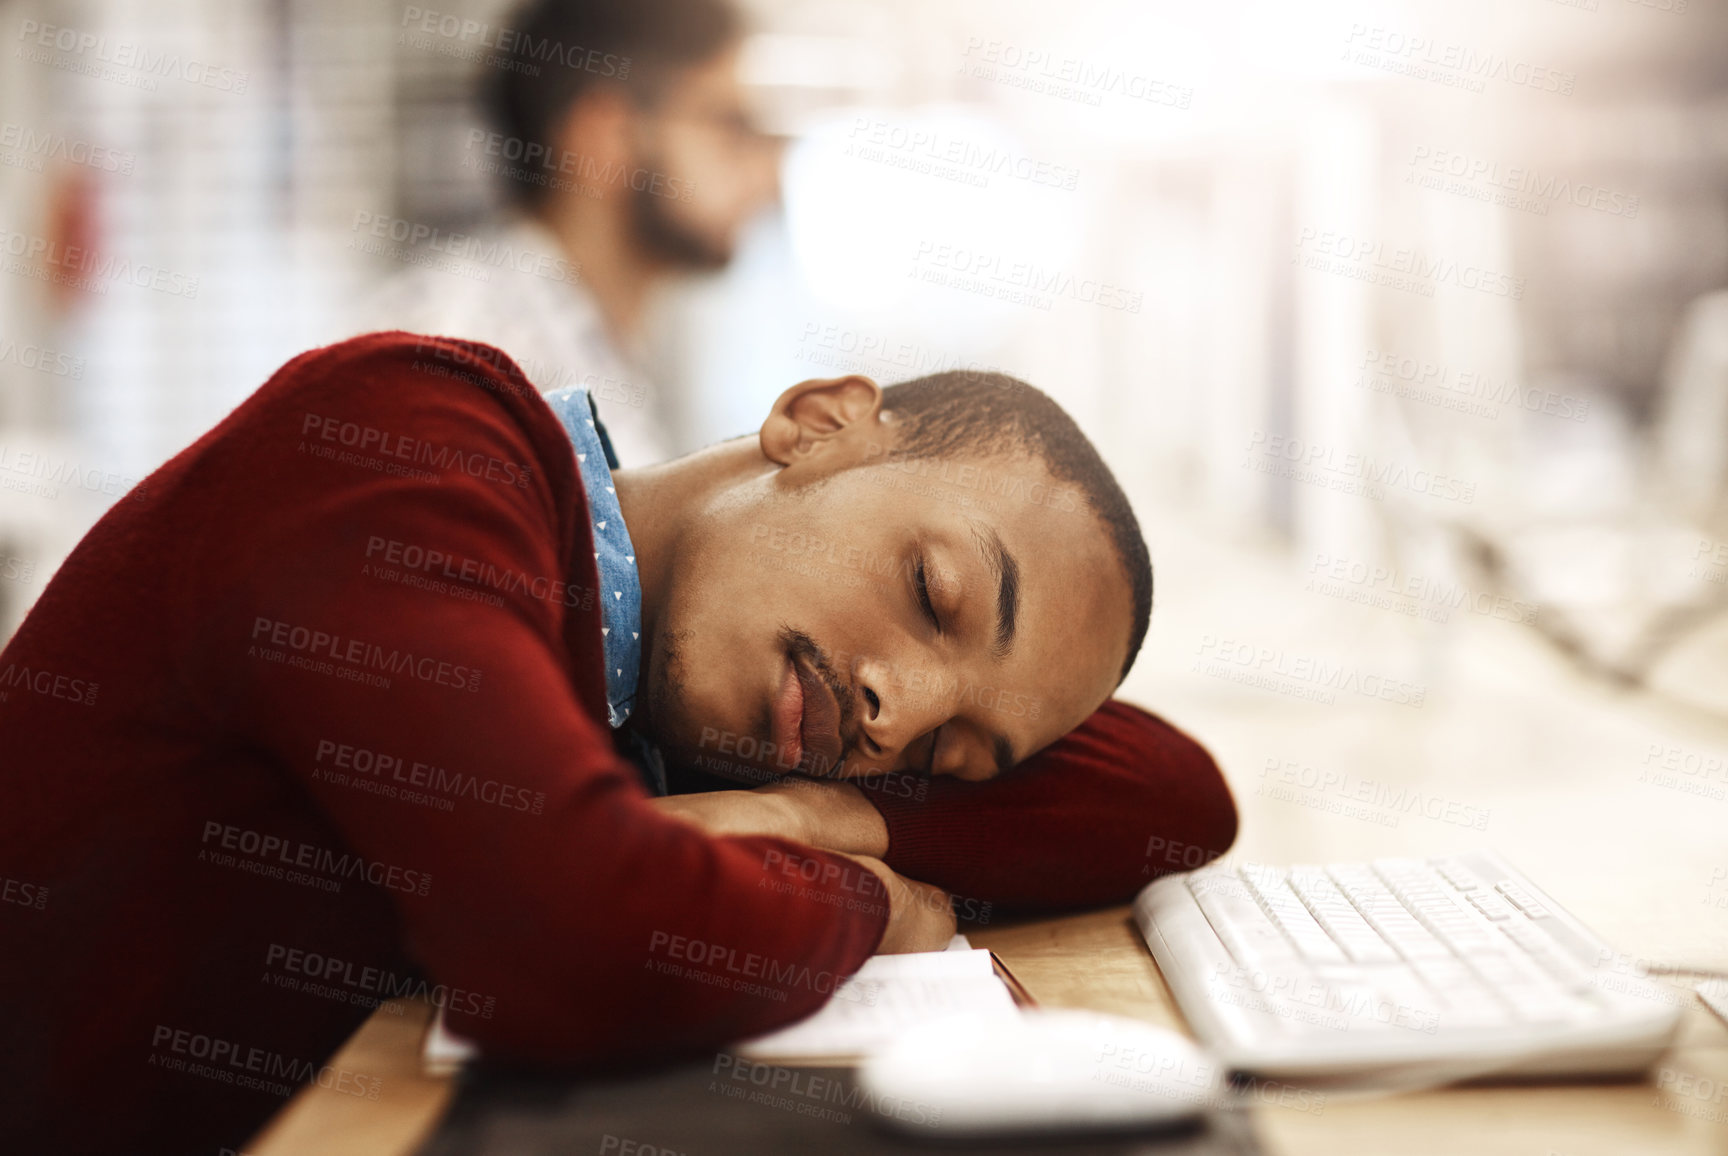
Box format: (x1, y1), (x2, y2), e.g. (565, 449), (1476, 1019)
(625, 371), (1152, 786)
(486, 0), (778, 270)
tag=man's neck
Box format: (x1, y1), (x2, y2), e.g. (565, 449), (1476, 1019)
(538, 200), (663, 347)
(613, 436), (763, 656)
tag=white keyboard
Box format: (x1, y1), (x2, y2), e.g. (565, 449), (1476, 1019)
(1134, 852), (1683, 1079)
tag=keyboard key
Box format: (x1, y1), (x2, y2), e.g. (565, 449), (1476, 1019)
(1436, 859), (1484, 891)
(1328, 867), (1455, 961)
(1238, 865), (1350, 964)
(1497, 920), (1595, 995)
(1309, 976), (1398, 1033)
(1460, 949), (1578, 1021)
(1289, 870), (1400, 964)
(1435, 992), (1511, 1031)
(1189, 874), (1301, 966)
(1494, 881), (1551, 919)
(1377, 866), (1498, 950)
(1467, 892), (1514, 921)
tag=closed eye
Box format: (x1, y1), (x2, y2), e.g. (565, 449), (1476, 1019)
(915, 557), (940, 631)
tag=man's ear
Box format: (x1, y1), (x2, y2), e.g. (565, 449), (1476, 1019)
(759, 376), (884, 466)
(554, 86), (634, 180)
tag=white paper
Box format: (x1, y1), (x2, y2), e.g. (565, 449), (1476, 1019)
(422, 1005), (478, 1075)
(1699, 978), (1728, 1028)
(734, 947), (1020, 1060)
(419, 936), (1009, 1073)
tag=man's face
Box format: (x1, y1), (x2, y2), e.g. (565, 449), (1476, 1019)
(627, 43), (780, 270)
(634, 388), (1133, 785)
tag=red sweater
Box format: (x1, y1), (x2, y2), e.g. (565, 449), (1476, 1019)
(0, 333), (1235, 1154)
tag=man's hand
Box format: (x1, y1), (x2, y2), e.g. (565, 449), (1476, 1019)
(846, 855), (957, 953)
(650, 784), (952, 950)
(649, 777), (890, 857)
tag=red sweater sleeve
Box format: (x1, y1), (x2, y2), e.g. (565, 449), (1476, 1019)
(864, 700), (1237, 915)
(223, 335), (887, 1060)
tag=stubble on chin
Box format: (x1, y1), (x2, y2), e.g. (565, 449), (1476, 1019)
(637, 627), (690, 751)
(629, 178), (731, 271)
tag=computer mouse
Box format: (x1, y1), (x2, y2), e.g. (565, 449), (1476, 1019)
(856, 1008), (1223, 1138)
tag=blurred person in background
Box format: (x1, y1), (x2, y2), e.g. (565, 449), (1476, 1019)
(359, 0), (781, 464)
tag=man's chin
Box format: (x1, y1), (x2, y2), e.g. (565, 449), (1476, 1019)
(629, 194), (733, 271)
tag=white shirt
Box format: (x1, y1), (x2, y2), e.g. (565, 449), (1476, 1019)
(350, 217), (673, 466)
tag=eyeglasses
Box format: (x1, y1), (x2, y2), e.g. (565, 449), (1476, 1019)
(644, 104), (781, 151)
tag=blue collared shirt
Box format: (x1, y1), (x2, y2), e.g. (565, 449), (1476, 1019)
(543, 387), (671, 798)
(543, 386), (642, 729)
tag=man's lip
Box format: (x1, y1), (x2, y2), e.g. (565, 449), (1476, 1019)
(771, 656), (804, 772)
(792, 652), (843, 773)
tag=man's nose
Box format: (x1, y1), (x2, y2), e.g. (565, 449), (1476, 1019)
(852, 657), (948, 764)
(755, 143), (783, 209)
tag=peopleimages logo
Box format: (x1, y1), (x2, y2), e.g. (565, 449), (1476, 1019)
(250, 615), (484, 693)
(199, 820), (433, 896)
(844, 116), (1081, 191)
(0, 443), (146, 501)
(311, 736), (547, 815)
(911, 240), (1144, 313)
(1257, 757), (1492, 831)
(0, 337), (84, 379)
(795, 321), (1016, 384)
(863, 441), (1081, 511)
(647, 930), (884, 1003)
(350, 209), (579, 282)
(0, 661), (99, 706)
(465, 131), (693, 203)
(1293, 227), (1523, 300)
(0, 228), (199, 298)
(1306, 551), (1538, 625)
(1341, 24), (1575, 96)
(1357, 348), (1591, 423)
(364, 534), (595, 612)
(299, 410), (534, 489)
(957, 37), (1193, 110)
(710, 1055), (945, 1128)
(149, 1024), (380, 1100)
(400, 7), (631, 78)
(265, 943), (496, 1018)
(1193, 634), (1427, 708)
(1, 874), (48, 910)
(16, 20), (250, 93)
(1242, 430), (1477, 506)
(1405, 145), (1640, 219)
(0, 121), (135, 174)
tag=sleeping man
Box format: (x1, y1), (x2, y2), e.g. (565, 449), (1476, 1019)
(0, 331), (1236, 1154)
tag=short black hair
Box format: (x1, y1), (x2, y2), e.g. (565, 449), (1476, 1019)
(484, 0), (742, 211)
(877, 372), (1153, 685)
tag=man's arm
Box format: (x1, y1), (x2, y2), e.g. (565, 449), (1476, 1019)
(861, 701), (1237, 911)
(652, 775), (890, 855)
(659, 700), (1237, 914)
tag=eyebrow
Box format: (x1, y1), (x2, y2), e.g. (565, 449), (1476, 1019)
(972, 524), (1020, 661)
(961, 522), (1021, 777)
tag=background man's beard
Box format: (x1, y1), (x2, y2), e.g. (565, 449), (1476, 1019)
(628, 180), (731, 271)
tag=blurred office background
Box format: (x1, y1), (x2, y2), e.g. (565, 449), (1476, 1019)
(3, 0), (1728, 954)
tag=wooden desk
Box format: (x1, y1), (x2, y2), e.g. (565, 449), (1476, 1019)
(251, 528), (1728, 1155)
(974, 912), (1728, 1156)
(245, 901), (1728, 1156)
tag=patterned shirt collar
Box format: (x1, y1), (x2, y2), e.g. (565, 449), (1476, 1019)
(542, 387), (641, 730)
